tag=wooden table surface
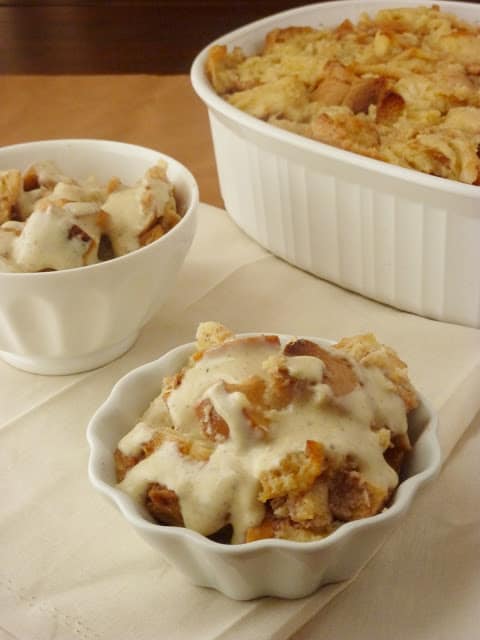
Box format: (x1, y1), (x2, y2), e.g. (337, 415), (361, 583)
(0, 74), (223, 207)
(0, 1), (318, 74)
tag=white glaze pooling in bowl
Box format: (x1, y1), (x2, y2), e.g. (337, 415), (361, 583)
(191, 1), (480, 328)
(87, 334), (441, 600)
(0, 139), (198, 374)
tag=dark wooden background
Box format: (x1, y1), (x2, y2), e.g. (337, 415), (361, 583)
(0, 0), (322, 74)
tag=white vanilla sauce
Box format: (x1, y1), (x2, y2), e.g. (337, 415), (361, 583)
(166, 339), (279, 438)
(118, 422), (157, 457)
(118, 338), (408, 542)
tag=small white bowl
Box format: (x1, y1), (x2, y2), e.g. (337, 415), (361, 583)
(87, 334), (441, 600)
(0, 139), (198, 375)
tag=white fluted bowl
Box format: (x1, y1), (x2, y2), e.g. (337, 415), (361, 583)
(0, 139), (198, 375)
(87, 334), (441, 600)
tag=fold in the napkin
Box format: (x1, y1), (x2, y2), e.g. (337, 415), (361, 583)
(1, 204), (480, 640)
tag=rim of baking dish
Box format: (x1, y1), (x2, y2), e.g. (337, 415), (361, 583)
(191, 0), (480, 201)
(87, 334), (442, 556)
(0, 138), (199, 278)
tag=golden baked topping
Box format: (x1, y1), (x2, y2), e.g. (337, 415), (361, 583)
(207, 6), (480, 184)
(0, 160), (181, 272)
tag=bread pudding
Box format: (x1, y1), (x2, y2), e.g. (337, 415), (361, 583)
(114, 322), (418, 544)
(206, 5), (480, 185)
(0, 160), (181, 272)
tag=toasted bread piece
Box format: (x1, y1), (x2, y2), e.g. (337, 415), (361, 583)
(343, 76), (387, 114)
(145, 483), (184, 526)
(328, 468), (387, 521)
(0, 169), (22, 224)
(284, 339), (358, 397)
(196, 397), (230, 441)
(334, 333), (418, 410)
(259, 440), (326, 501)
(195, 321), (234, 351)
(312, 109), (381, 156)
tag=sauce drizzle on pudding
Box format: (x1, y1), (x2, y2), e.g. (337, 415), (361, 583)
(116, 323), (417, 544)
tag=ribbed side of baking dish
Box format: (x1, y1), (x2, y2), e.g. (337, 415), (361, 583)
(192, 0), (480, 328)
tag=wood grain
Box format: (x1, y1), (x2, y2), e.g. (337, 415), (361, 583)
(0, 74), (222, 206)
(0, 1), (318, 74)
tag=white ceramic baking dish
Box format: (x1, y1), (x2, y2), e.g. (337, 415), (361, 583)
(87, 333), (441, 600)
(191, 0), (480, 328)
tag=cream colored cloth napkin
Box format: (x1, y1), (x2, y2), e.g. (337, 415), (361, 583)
(1, 204), (480, 640)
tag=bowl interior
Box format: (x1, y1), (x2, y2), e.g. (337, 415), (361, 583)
(88, 334), (441, 549)
(0, 138), (198, 214)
